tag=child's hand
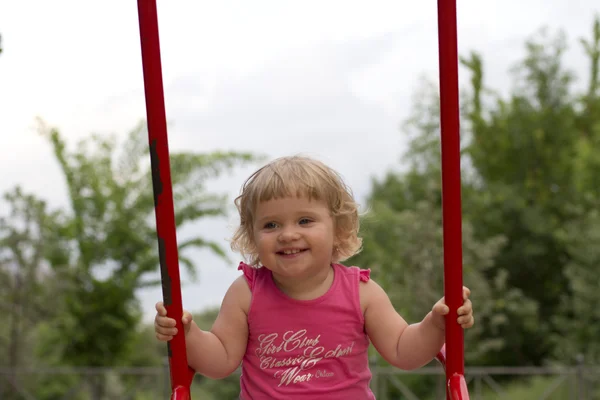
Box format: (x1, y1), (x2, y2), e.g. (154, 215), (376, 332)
(431, 286), (474, 330)
(154, 301), (194, 342)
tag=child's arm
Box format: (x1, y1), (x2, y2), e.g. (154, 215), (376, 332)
(184, 276), (250, 379)
(361, 279), (472, 370)
(152, 275), (250, 379)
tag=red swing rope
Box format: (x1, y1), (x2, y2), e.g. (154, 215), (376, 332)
(137, 1), (193, 399)
(437, 0), (469, 398)
(137, 0), (469, 399)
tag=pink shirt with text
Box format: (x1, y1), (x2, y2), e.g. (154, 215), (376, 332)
(237, 262), (376, 400)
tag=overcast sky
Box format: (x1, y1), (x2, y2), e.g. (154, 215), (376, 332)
(1, 0), (597, 323)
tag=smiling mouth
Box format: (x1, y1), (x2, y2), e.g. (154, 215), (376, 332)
(277, 249), (308, 255)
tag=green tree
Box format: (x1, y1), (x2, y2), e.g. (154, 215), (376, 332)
(0, 188), (69, 399)
(352, 16), (600, 373)
(461, 19), (600, 366)
(34, 121), (258, 399)
(553, 205), (600, 366)
(551, 17), (600, 367)
(349, 158), (534, 398)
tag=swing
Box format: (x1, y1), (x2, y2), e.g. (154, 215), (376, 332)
(136, 0), (469, 399)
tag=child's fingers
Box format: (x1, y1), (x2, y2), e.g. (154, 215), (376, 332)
(432, 300), (449, 315)
(156, 326), (178, 337)
(458, 314), (474, 328)
(155, 332), (175, 342)
(155, 301), (167, 316)
(155, 319), (178, 336)
(155, 315), (176, 328)
(457, 299), (472, 315)
(154, 302), (187, 341)
(462, 286), (471, 299)
(182, 311), (193, 325)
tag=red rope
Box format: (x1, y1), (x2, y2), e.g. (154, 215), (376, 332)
(137, 1), (193, 398)
(437, 1), (469, 399)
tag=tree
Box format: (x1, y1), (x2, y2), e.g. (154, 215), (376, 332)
(551, 17), (600, 367)
(33, 121), (258, 399)
(552, 205), (600, 366)
(460, 19), (600, 365)
(0, 187), (70, 399)
(348, 165), (535, 398)
(352, 16), (600, 372)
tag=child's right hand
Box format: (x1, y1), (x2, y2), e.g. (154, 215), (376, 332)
(154, 301), (193, 342)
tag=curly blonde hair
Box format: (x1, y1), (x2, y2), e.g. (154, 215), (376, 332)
(230, 155), (362, 266)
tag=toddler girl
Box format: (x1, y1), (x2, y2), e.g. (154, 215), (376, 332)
(154, 155), (474, 399)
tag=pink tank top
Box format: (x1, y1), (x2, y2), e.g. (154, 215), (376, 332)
(237, 262), (375, 399)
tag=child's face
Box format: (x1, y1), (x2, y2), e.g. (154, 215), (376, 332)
(252, 195), (336, 279)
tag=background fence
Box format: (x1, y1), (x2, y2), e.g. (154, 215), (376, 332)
(1, 363), (599, 399)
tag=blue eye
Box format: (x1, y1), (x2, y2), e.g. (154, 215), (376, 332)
(264, 222), (277, 229)
(299, 218), (312, 225)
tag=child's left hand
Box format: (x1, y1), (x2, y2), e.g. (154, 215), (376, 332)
(431, 286), (474, 330)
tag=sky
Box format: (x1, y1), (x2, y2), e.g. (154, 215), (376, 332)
(1, 0), (598, 323)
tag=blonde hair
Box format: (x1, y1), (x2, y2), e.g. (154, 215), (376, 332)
(231, 155), (362, 266)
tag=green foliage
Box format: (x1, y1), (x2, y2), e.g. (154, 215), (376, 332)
(350, 177), (530, 397)
(0, 189), (58, 363)
(45, 280), (142, 367)
(460, 20), (600, 366)
(0, 187), (71, 399)
(0, 121), (258, 398)
(34, 120), (257, 365)
(553, 206), (600, 365)
(476, 376), (572, 400)
(343, 18), (600, 399)
(353, 14), (600, 375)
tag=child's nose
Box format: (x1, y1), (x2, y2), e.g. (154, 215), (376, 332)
(278, 227), (300, 242)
